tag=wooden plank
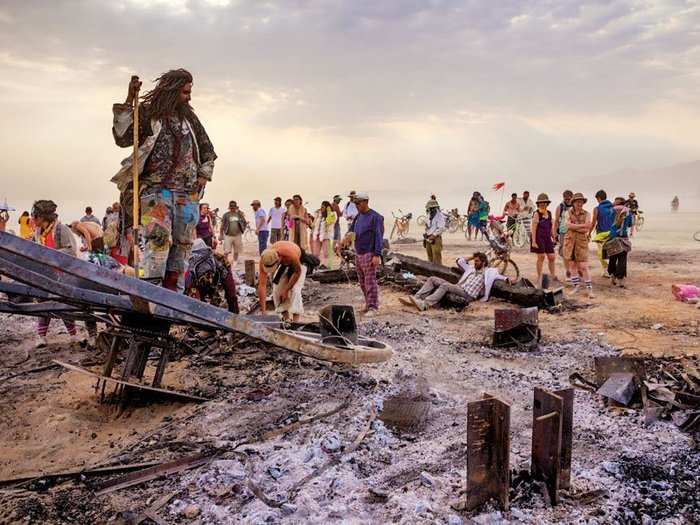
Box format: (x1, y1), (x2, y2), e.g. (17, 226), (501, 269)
(95, 453), (212, 495)
(52, 360), (209, 403)
(244, 259), (256, 287)
(466, 394), (510, 511)
(531, 388), (563, 505)
(554, 388), (574, 490)
(0, 461), (161, 487)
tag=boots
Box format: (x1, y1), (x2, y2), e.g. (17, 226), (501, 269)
(162, 270), (180, 291)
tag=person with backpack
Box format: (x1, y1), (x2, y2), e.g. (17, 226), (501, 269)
(590, 189), (616, 277)
(220, 200), (247, 266)
(554, 190), (574, 282)
(185, 238), (239, 313)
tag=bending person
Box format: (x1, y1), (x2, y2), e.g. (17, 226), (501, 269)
(258, 241), (306, 322)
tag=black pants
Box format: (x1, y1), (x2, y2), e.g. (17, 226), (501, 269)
(607, 251), (628, 279)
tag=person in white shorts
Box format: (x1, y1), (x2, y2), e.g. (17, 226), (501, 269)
(219, 200), (246, 265)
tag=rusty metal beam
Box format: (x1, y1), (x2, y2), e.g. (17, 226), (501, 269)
(531, 388), (563, 505)
(554, 388), (574, 490)
(466, 393), (510, 511)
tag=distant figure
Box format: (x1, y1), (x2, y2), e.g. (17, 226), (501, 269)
(423, 198), (445, 265)
(267, 197), (285, 244)
(18, 211), (34, 240)
(671, 196), (679, 212)
(80, 206), (101, 225)
(251, 199), (269, 254)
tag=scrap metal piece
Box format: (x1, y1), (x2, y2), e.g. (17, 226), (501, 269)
(380, 395), (430, 431)
(554, 388), (574, 490)
(244, 259), (256, 287)
(594, 356), (646, 386)
(493, 307), (541, 349)
(596, 373), (638, 406)
(95, 453), (213, 495)
(52, 360), (209, 403)
(531, 388), (563, 505)
(319, 304), (358, 347)
(466, 393), (510, 511)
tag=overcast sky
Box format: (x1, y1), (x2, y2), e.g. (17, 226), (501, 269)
(1, 0), (699, 218)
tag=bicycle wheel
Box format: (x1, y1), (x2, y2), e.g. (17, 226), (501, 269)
(390, 223), (397, 240)
(447, 219), (459, 234)
(416, 215), (427, 227)
(694, 231), (700, 242)
(514, 225), (529, 249)
(636, 215), (645, 231)
(491, 256), (520, 281)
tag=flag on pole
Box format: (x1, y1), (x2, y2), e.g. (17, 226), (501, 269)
(492, 182), (506, 191)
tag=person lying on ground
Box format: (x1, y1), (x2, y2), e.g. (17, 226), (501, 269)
(258, 241), (306, 322)
(400, 252), (510, 311)
(185, 238), (239, 313)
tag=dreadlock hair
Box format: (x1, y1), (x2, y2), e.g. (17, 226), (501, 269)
(32, 200), (58, 222)
(141, 69), (194, 121)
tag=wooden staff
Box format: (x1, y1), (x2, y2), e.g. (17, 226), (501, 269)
(131, 76), (141, 277)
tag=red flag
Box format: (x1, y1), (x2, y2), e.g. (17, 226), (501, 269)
(492, 182), (505, 191)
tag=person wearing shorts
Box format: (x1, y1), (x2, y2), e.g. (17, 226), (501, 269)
(563, 193), (594, 298)
(530, 193), (558, 287)
(220, 200), (245, 265)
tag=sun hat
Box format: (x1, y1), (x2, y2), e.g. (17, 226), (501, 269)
(354, 191), (369, 201)
(260, 248), (281, 274)
(536, 193), (551, 204)
(425, 199), (440, 209)
(571, 192), (587, 204)
(333, 195), (342, 201)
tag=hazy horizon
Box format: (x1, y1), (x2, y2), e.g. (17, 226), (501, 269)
(2, 1), (700, 222)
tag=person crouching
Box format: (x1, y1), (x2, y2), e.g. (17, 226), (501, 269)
(185, 238), (239, 313)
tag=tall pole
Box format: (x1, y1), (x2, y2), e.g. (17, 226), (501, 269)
(131, 77), (140, 277)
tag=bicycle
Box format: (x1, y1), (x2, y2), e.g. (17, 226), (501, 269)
(444, 209), (467, 233)
(693, 231), (700, 242)
(507, 218), (529, 249)
(633, 210), (645, 232)
(390, 210), (412, 240)
(482, 219), (520, 280)
(243, 223), (256, 243)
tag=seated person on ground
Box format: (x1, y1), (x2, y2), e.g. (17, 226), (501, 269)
(258, 241), (306, 322)
(185, 238), (239, 313)
(400, 252), (510, 311)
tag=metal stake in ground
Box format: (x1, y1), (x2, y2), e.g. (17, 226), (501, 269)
(531, 387), (564, 505)
(466, 393), (510, 511)
(131, 75), (141, 277)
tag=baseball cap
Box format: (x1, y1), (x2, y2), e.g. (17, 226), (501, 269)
(354, 191), (369, 201)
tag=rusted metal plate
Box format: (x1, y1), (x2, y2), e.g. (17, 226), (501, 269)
(319, 304), (358, 346)
(594, 356), (646, 386)
(494, 307), (538, 332)
(244, 259), (256, 287)
(554, 388), (574, 490)
(597, 373), (638, 406)
(380, 396), (430, 431)
(466, 394), (510, 511)
(531, 388), (563, 505)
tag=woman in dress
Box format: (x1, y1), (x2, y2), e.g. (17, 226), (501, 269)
(530, 193), (558, 287)
(319, 200), (337, 269)
(467, 196), (480, 241)
(286, 194), (310, 250)
(563, 193), (594, 298)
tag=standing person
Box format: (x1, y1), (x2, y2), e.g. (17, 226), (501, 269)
(343, 191), (359, 233)
(590, 190), (615, 277)
(220, 201), (246, 266)
(337, 192), (384, 315)
(196, 203), (215, 247)
(102, 207), (112, 230)
(18, 211), (34, 240)
(251, 200), (269, 255)
(554, 190), (574, 282)
(563, 193), (594, 298)
(258, 241), (306, 322)
(466, 195), (480, 241)
(477, 192), (490, 238)
(331, 195), (343, 251)
(31, 200), (78, 346)
(267, 197), (285, 244)
(319, 200), (337, 269)
(81, 206), (101, 225)
(606, 197), (633, 288)
(530, 193), (558, 286)
(671, 196), (679, 212)
(424, 199), (445, 265)
(625, 192), (640, 235)
(310, 205), (323, 258)
(503, 193), (521, 235)
(287, 194), (310, 250)
(111, 69), (217, 291)
(282, 198), (294, 240)
(518, 191), (534, 236)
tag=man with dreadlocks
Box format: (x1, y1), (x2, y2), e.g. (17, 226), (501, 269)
(111, 69), (217, 290)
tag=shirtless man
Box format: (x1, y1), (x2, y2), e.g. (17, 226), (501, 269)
(258, 240), (306, 322)
(70, 220), (105, 253)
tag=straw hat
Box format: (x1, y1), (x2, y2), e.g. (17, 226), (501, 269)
(260, 249), (281, 274)
(571, 192), (587, 204)
(536, 193), (551, 204)
(425, 199), (440, 209)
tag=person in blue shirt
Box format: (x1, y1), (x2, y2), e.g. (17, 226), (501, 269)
(606, 197), (633, 287)
(337, 191), (384, 315)
(590, 189), (615, 277)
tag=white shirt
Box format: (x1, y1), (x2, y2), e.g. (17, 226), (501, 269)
(518, 198), (534, 219)
(425, 210), (446, 236)
(456, 258), (507, 302)
(343, 201), (358, 223)
(268, 206), (284, 229)
(255, 208), (269, 232)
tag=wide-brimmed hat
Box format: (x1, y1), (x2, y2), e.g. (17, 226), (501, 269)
(333, 194), (342, 201)
(260, 249), (281, 274)
(571, 192), (587, 204)
(354, 191), (369, 201)
(536, 193), (551, 204)
(425, 199), (440, 209)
